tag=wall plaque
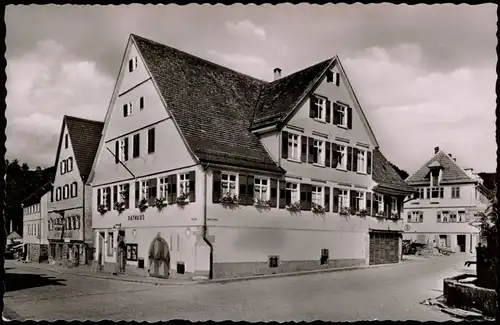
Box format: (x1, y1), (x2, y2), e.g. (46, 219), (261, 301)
(128, 214), (145, 221)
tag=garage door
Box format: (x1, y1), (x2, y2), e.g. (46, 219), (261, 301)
(369, 231), (400, 265)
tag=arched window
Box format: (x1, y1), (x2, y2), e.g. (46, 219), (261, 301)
(70, 182), (78, 198)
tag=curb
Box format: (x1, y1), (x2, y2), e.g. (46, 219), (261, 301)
(440, 308), (485, 320)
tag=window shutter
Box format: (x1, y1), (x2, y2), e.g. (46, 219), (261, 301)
(239, 174), (248, 205)
(324, 186), (330, 212)
(397, 196), (403, 218)
(246, 175), (254, 205)
(105, 187), (111, 209)
(326, 70), (333, 83)
(278, 181), (286, 209)
(367, 151), (372, 174)
(373, 195), (379, 213)
(212, 171), (221, 203)
(113, 185), (118, 208)
(440, 188), (444, 198)
(352, 148), (358, 172)
(332, 188), (339, 212)
(50, 189), (54, 202)
(309, 96), (317, 118)
(270, 179), (277, 207)
(346, 146), (353, 171)
(325, 142), (331, 167)
(124, 138), (129, 161)
(97, 188), (102, 207)
(350, 190), (357, 211)
(301, 136), (307, 163)
(332, 103), (340, 125)
(128, 59), (133, 72)
(419, 212), (424, 223)
(133, 134), (140, 158)
(135, 181), (140, 207)
(331, 143), (339, 168)
(148, 178), (157, 206)
(123, 104), (128, 117)
(167, 177), (174, 204)
(124, 184), (130, 209)
(407, 212), (411, 223)
(148, 128), (156, 154)
(307, 137), (314, 164)
(426, 188), (430, 199)
(170, 175), (177, 202)
(189, 171), (196, 202)
(115, 141), (119, 164)
(325, 100), (331, 123)
(366, 192), (372, 215)
(347, 106), (353, 129)
(140, 97), (144, 109)
(281, 131), (288, 159)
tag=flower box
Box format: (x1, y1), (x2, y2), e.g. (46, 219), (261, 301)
(155, 197), (167, 211)
(357, 209), (369, 217)
(98, 204), (108, 215)
(113, 201), (126, 214)
(219, 193), (239, 206)
(176, 192), (190, 206)
(339, 207), (350, 216)
(285, 201), (301, 212)
(312, 203), (327, 215)
(254, 198), (271, 208)
(138, 197), (149, 212)
(374, 211), (385, 218)
(390, 212), (400, 219)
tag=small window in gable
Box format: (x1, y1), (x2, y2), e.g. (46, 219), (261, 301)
(313, 96), (326, 121)
(326, 70), (340, 86)
(139, 96), (145, 110)
(70, 182), (78, 198)
(63, 185), (69, 200)
(60, 160), (66, 175)
(64, 134), (69, 149)
(56, 187), (62, 201)
(67, 157), (73, 172)
(334, 103), (348, 128)
(128, 56), (138, 73)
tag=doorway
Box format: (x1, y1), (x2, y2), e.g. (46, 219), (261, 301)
(457, 235), (466, 252)
(99, 232), (105, 266)
(439, 235), (447, 247)
(148, 236), (170, 279)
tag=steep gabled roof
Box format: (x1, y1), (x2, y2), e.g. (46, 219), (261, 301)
(251, 59), (333, 130)
(7, 231), (22, 240)
(372, 149), (414, 194)
(406, 150), (476, 185)
(478, 172), (496, 192)
(53, 116), (104, 183)
(22, 181), (53, 206)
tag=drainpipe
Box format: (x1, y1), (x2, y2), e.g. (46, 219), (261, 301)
(202, 163), (214, 280)
(82, 182), (86, 265)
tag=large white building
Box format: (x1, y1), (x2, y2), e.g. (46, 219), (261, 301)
(87, 34), (415, 280)
(403, 147), (492, 253)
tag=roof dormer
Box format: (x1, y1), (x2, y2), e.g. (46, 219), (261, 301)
(428, 160), (443, 187)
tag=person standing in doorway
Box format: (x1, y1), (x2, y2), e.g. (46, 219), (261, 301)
(117, 237), (126, 274)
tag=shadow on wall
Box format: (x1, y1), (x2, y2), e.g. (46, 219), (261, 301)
(5, 272), (66, 292)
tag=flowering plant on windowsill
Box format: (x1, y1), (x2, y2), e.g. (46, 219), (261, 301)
(338, 207), (350, 216)
(254, 198), (271, 208)
(219, 193), (239, 205)
(312, 203), (326, 215)
(374, 211), (385, 219)
(113, 201), (126, 214)
(349, 207), (358, 216)
(176, 192), (190, 206)
(138, 197), (149, 212)
(357, 209), (369, 217)
(155, 197), (167, 211)
(286, 201), (301, 212)
(391, 212), (400, 220)
(98, 204), (108, 215)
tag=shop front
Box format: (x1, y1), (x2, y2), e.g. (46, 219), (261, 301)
(47, 210), (88, 266)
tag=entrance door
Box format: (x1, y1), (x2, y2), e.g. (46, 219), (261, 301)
(99, 232), (104, 265)
(457, 235), (466, 252)
(369, 231), (400, 265)
(148, 236), (170, 278)
(439, 235), (447, 247)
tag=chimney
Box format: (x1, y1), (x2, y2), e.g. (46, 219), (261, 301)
(434, 146), (439, 154)
(448, 153), (452, 158)
(273, 68), (282, 81)
(464, 168), (474, 178)
(453, 158), (456, 162)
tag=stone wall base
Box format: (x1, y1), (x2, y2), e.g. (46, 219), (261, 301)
(92, 260), (194, 280)
(444, 274), (497, 317)
(213, 258), (366, 279)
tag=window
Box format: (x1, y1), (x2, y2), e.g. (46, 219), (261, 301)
(320, 249), (329, 265)
(437, 212), (441, 223)
(431, 187), (443, 199)
(269, 256), (279, 268)
(64, 134), (69, 149)
(75, 216), (81, 229)
(139, 181), (149, 200)
(339, 189), (349, 208)
(391, 197), (397, 212)
(147, 128), (155, 154)
(355, 191), (365, 211)
(118, 184), (129, 206)
(336, 145), (347, 169)
(312, 186), (324, 207)
(70, 182), (78, 198)
(100, 187), (110, 210)
(221, 173), (238, 196)
(451, 187), (460, 199)
(357, 149), (366, 173)
(431, 171), (440, 186)
(313, 96), (326, 121)
(139, 97), (145, 110)
(285, 182), (299, 204)
(418, 188), (425, 199)
(133, 133), (140, 158)
(60, 160), (66, 175)
(288, 133), (300, 160)
(313, 139), (325, 165)
(126, 244), (138, 261)
(128, 56), (138, 72)
(126, 102), (133, 117)
(408, 211), (423, 223)
(179, 173), (190, 196)
(450, 212), (457, 223)
(119, 138), (128, 161)
(67, 157), (73, 172)
(107, 232), (114, 256)
(254, 177), (269, 202)
(458, 211), (465, 222)
(441, 211), (449, 223)
(63, 185), (69, 200)
(336, 103), (347, 127)
(159, 177), (169, 199)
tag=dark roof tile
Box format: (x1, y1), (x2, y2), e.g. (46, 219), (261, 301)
(372, 149), (414, 193)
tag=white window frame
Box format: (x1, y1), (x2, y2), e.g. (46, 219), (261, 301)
(128, 56), (138, 72)
(159, 177), (169, 199)
(119, 139), (127, 161)
(286, 182), (300, 204)
(100, 187), (110, 209)
(452, 187), (460, 199)
(339, 189), (349, 208)
(441, 212), (449, 223)
(63, 185), (69, 200)
(254, 177), (270, 203)
(67, 157), (73, 172)
(431, 187), (441, 199)
(118, 184), (128, 202)
(431, 171), (440, 187)
(337, 103), (347, 127)
(314, 96), (326, 121)
(336, 144), (347, 170)
(450, 212), (458, 223)
(458, 211), (465, 223)
(287, 133), (301, 160)
(410, 211), (421, 223)
(313, 139), (325, 165)
(221, 173), (239, 197)
(127, 102), (133, 116)
(356, 191), (366, 211)
(70, 182), (77, 197)
(391, 197), (397, 212)
(178, 173), (190, 200)
(61, 160), (66, 174)
(56, 187), (61, 201)
(375, 194), (384, 213)
(312, 186), (324, 207)
(140, 181), (149, 200)
(357, 149), (367, 173)
(418, 188), (425, 199)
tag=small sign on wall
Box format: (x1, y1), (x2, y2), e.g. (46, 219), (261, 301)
(128, 214), (145, 221)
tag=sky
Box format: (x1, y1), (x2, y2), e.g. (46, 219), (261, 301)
(5, 4), (497, 175)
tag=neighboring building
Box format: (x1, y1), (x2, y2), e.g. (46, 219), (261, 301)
(403, 147), (492, 253)
(47, 115), (104, 266)
(87, 34), (414, 280)
(6, 231), (22, 246)
(21, 182), (52, 262)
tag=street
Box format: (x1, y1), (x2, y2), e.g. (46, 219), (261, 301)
(4, 254), (474, 321)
